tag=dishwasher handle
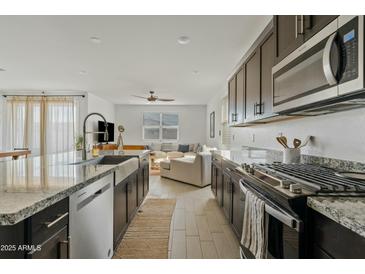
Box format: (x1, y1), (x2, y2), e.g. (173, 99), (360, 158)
(77, 183), (111, 211)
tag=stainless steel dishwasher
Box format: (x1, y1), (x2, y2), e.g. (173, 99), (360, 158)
(69, 173), (113, 259)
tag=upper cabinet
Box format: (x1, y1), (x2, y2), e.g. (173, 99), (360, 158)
(260, 32), (275, 118)
(274, 16), (304, 63)
(235, 67), (245, 124)
(228, 77), (236, 125)
(245, 50), (261, 122)
(274, 15), (338, 63)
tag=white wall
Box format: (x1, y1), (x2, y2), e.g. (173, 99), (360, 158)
(115, 105), (206, 145)
(206, 93), (365, 163)
(86, 92), (116, 143)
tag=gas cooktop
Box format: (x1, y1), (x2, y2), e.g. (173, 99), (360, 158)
(249, 163), (365, 195)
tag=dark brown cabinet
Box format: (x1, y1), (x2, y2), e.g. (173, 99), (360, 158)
(231, 177), (245, 239)
(303, 15), (338, 41)
(127, 173), (138, 221)
(222, 170), (232, 221)
(211, 164), (217, 196)
(309, 209), (365, 259)
(245, 50), (261, 122)
(0, 221), (25, 258)
(235, 67), (245, 123)
(29, 226), (68, 259)
(274, 15), (305, 63)
(137, 168), (144, 206)
(260, 32), (275, 118)
(215, 165), (223, 207)
(142, 159), (149, 197)
(274, 15), (338, 63)
(228, 76), (237, 125)
(114, 179), (128, 249)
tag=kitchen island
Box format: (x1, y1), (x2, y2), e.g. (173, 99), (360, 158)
(0, 150), (150, 258)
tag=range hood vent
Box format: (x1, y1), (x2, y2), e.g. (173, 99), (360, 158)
(278, 89), (365, 116)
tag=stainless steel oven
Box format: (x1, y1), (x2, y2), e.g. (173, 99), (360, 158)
(272, 16), (364, 114)
(239, 179), (304, 259)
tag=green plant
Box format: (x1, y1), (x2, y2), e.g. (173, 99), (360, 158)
(75, 135), (84, 151)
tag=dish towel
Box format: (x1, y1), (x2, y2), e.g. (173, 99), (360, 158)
(240, 189), (267, 259)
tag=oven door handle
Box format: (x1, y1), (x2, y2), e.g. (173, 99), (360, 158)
(322, 32), (338, 86)
(239, 183), (303, 232)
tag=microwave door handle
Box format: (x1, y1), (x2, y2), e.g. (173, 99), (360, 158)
(322, 32), (338, 86)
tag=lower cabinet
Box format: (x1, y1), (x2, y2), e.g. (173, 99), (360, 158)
(143, 159), (149, 196)
(211, 156), (245, 242)
(113, 179), (128, 249)
(308, 209), (365, 258)
(222, 170), (232, 221)
(127, 173), (138, 221)
(0, 221), (26, 259)
(231, 177), (245, 239)
(27, 198), (69, 259)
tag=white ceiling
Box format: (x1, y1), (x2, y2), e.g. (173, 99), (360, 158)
(0, 15), (272, 105)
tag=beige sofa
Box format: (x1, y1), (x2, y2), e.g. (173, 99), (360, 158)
(160, 152), (212, 187)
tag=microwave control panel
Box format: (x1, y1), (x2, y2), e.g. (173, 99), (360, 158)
(338, 17), (359, 83)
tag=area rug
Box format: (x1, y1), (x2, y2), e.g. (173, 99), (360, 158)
(113, 198), (176, 259)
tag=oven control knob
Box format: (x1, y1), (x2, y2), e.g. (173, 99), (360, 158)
(280, 180), (291, 189)
(242, 163), (250, 172)
(289, 183), (302, 194)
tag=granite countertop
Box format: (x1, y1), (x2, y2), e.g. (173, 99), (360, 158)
(0, 150), (147, 226)
(308, 196), (365, 238)
(213, 147), (282, 166)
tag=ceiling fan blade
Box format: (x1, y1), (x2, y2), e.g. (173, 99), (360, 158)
(132, 95), (149, 99)
(157, 98), (175, 102)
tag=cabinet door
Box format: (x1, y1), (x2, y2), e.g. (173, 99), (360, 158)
(228, 76), (236, 125)
(274, 15), (304, 63)
(137, 168), (144, 206)
(260, 32), (275, 117)
(231, 181), (245, 239)
(28, 226), (68, 259)
(143, 163), (149, 196)
(222, 172), (232, 221)
(0, 221), (25, 258)
(127, 174), (138, 221)
(245, 50), (261, 122)
(235, 67), (245, 123)
(211, 164), (217, 196)
(114, 181), (128, 248)
(304, 15), (338, 41)
(216, 166), (223, 207)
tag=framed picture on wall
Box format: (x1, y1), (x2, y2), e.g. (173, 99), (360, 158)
(210, 111), (215, 138)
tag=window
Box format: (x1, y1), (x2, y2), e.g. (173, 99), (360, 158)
(143, 112), (179, 141)
(2, 96), (81, 156)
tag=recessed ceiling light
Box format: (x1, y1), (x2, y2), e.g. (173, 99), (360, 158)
(0, 68), (6, 72)
(193, 70), (199, 74)
(90, 36), (102, 44)
(177, 36), (190, 45)
(79, 70), (87, 75)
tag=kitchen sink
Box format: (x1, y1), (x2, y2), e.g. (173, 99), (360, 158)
(69, 155), (133, 166)
(96, 155), (133, 165)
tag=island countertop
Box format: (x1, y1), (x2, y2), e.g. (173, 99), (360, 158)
(0, 150), (148, 226)
(307, 196), (365, 238)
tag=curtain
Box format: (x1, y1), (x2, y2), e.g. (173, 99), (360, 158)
(2, 96), (81, 156)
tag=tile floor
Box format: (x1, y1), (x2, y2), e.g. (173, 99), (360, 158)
(147, 175), (241, 259)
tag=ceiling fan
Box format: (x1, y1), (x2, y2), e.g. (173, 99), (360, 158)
(132, 91), (175, 102)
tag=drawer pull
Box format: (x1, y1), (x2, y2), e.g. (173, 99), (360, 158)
(44, 212), (69, 228)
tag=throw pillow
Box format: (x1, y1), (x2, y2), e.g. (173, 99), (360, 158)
(195, 143), (203, 153)
(150, 143), (161, 151)
(178, 144), (189, 153)
(188, 144), (195, 152)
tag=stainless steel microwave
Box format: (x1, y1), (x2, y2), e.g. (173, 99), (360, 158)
(272, 16), (364, 114)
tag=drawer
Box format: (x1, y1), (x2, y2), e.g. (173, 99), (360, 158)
(212, 154), (222, 166)
(30, 198), (69, 245)
(222, 159), (238, 174)
(28, 226), (69, 259)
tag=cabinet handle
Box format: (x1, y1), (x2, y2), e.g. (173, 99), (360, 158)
(44, 212), (69, 229)
(59, 237), (70, 259)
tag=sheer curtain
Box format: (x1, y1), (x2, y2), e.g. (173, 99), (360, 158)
(2, 96), (81, 156)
